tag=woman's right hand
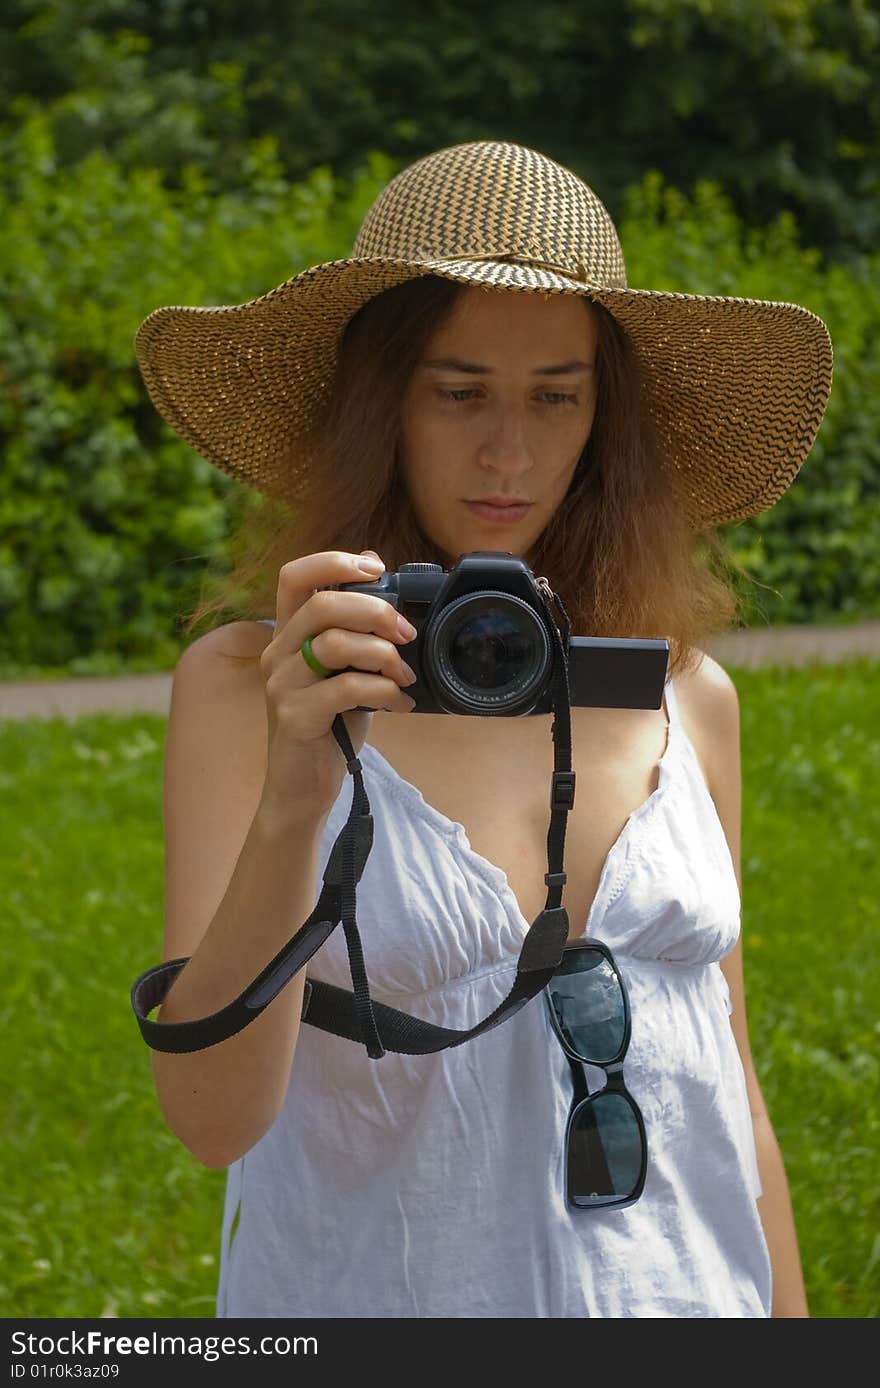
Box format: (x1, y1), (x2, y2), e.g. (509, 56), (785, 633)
(258, 550), (418, 820)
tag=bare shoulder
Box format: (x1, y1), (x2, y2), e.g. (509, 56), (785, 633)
(672, 650), (741, 806)
(162, 621), (276, 966)
(675, 648), (739, 718)
(168, 619), (275, 806)
(178, 618), (275, 675)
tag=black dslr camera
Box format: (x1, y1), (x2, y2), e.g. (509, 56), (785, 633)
(324, 551), (669, 717)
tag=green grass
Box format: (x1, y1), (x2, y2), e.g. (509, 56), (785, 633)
(1, 659), (878, 1318)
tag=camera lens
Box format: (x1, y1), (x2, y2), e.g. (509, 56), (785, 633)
(426, 592), (552, 714)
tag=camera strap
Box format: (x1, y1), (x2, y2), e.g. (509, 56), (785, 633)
(131, 585), (575, 1060)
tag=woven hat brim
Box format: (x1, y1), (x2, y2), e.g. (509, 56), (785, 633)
(586, 284), (833, 527)
(134, 255), (833, 530)
(135, 259), (431, 502)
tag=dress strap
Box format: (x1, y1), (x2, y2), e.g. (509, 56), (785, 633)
(663, 674), (681, 728)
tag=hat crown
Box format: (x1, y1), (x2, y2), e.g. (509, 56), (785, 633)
(352, 140), (628, 288)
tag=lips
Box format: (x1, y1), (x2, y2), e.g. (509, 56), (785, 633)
(466, 497), (531, 507)
(464, 500), (532, 524)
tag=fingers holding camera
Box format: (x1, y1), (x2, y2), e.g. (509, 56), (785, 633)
(271, 549), (378, 633)
(264, 581), (417, 698)
(302, 613), (417, 680)
(258, 552), (416, 819)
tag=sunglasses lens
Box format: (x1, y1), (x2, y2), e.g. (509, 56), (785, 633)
(548, 951), (626, 1064)
(568, 1091), (644, 1206)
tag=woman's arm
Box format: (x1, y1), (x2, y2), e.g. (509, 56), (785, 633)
(152, 623), (327, 1168)
(691, 655), (810, 1318)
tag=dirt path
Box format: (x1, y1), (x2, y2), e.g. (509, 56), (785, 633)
(1, 620), (877, 721)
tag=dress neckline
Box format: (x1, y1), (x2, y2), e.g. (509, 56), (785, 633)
(359, 702), (683, 940)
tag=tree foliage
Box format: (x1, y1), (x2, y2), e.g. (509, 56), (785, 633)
(0, 112), (395, 670)
(2, 0), (878, 262)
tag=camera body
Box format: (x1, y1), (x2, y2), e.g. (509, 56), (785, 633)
(324, 551), (670, 717)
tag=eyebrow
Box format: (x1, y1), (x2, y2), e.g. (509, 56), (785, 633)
(421, 357), (594, 376)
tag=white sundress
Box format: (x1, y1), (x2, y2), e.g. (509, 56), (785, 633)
(215, 627), (771, 1318)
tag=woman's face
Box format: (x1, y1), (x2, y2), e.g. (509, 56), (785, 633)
(398, 285), (599, 566)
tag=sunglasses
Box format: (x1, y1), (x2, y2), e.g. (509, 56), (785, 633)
(545, 939), (648, 1210)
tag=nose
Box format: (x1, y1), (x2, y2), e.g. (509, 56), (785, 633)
(476, 401), (534, 477)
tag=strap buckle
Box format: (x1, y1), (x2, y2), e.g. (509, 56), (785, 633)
(301, 978), (313, 1019)
(550, 770), (576, 811)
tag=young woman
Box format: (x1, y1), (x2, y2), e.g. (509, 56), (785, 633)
(134, 140), (832, 1317)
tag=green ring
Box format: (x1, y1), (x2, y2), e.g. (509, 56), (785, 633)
(301, 636), (335, 679)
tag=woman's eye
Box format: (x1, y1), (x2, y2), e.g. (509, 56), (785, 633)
(438, 388), (479, 402)
(437, 389), (578, 405)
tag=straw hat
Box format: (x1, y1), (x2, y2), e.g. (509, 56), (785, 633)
(134, 140), (833, 530)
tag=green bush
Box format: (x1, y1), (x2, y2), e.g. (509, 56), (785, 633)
(0, 112), (394, 672)
(0, 115), (877, 674)
(619, 175), (880, 626)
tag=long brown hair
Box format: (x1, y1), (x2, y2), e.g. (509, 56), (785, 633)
(185, 276), (747, 678)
